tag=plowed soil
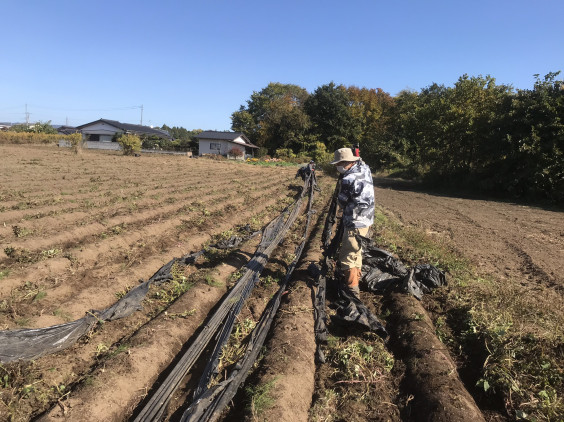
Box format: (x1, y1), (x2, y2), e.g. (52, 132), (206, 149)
(373, 178), (564, 296)
(0, 144), (304, 421)
(1, 145), (562, 421)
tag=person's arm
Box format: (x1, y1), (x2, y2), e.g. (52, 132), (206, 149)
(337, 178), (353, 207)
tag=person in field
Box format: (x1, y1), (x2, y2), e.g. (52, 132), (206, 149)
(331, 147), (375, 300)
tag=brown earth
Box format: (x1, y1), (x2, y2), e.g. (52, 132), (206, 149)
(373, 178), (564, 421)
(373, 178), (564, 300)
(2, 145), (561, 421)
(0, 144), (301, 421)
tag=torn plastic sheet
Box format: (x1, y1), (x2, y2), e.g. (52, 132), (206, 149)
(0, 227), (261, 364)
(0, 315), (97, 363)
(311, 261), (329, 364)
(361, 239), (447, 300)
(402, 264), (447, 300)
(0, 252), (193, 363)
(333, 286), (388, 338)
(209, 225), (260, 250)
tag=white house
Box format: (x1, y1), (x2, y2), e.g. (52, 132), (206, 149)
(196, 131), (258, 158)
(76, 119), (172, 143)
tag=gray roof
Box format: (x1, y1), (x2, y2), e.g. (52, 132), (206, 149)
(76, 119), (172, 139)
(196, 131), (257, 147)
(57, 125), (79, 135)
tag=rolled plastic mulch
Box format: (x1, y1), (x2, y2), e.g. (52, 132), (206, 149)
(386, 292), (486, 422)
(181, 175), (318, 421)
(133, 175), (316, 422)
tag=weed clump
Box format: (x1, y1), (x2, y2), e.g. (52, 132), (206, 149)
(245, 378), (277, 418)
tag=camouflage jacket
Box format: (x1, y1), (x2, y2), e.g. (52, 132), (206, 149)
(337, 161), (375, 228)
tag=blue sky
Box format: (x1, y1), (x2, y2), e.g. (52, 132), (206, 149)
(1, 0), (562, 130)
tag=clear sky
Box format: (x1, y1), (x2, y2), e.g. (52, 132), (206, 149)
(1, 0), (562, 130)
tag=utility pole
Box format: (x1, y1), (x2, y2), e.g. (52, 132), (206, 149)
(140, 105), (143, 125)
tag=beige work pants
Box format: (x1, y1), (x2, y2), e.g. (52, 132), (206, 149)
(339, 226), (370, 270)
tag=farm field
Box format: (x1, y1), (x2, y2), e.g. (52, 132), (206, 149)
(0, 144), (562, 421)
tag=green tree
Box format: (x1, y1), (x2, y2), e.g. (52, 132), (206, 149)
(392, 76), (513, 180)
(347, 86), (396, 168)
(439, 75), (512, 175)
(10, 120), (57, 134)
(158, 125), (201, 150)
(231, 82), (311, 153)
(304, 82), (360, 151)
(507, 72), (564, 200)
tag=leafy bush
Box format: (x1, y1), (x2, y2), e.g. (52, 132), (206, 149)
(201, 153), (227, 161)
(10, 121), (57, 134)
(275, 148), (296, 159)
(141, 135), (192, 151)
(228, 147), (244, 158)
(116, 134), (142, 155)
(309, 141), (332, 164)
(67, 133), (83, 154)
(257, 147), (269, 158)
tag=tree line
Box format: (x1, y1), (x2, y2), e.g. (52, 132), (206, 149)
(231, 73), (563, 202)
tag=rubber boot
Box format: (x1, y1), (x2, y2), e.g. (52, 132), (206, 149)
(345, 268), (361, 301)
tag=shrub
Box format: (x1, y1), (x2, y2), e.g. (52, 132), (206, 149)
(275, 148), (296, 159)
(228, 147), (244, 158)
(117, 134), (141, 155)
(67, 133), (83, 154)
(141, 136), (192, 152)
(310, 141), (332, 164)
(10, 121), (57, 134)
(201, 153), (227, 161)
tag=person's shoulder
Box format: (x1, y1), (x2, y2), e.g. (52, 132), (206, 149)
(359, 162), (373, 175)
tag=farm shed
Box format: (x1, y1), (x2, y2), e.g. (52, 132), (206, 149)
(76, 119), (172, 144)
(196, 131), (258, 159)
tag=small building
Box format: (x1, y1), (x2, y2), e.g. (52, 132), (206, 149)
(76, 119), (172, 143)
(196, 131), (258, 159)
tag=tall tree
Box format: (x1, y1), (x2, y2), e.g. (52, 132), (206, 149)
(231, 82), (311, 153)
(347, 86), (396, 167)
(508, 72), (564, 200)
(304, 82), (360, 151)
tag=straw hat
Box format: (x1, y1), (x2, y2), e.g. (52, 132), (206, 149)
(330, 148), (361, 165)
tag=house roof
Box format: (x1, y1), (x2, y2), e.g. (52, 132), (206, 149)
(196, 131), (258, 148)
(56, 125), (79, 135)
(76, 119), (172, 139)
